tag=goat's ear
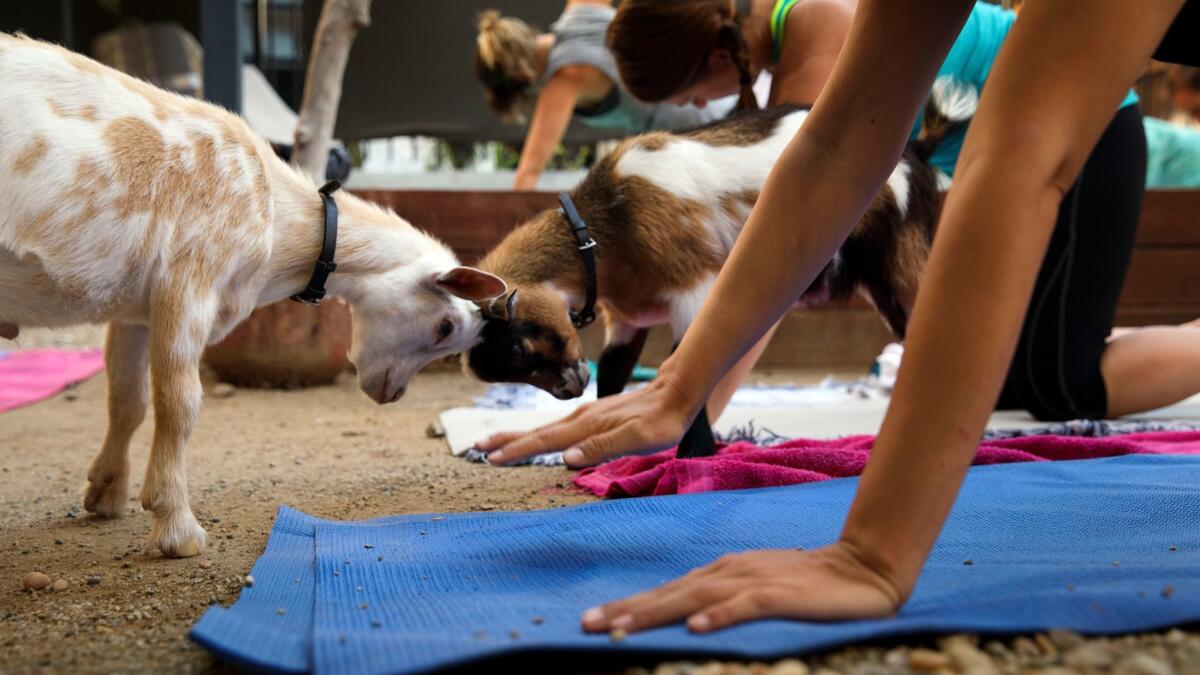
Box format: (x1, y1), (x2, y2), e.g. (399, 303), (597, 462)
(434, 267), (507, 302)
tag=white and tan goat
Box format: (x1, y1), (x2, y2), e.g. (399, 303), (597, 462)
(0, 35), (505, 557)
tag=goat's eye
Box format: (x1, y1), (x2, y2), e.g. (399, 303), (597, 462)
(436, 319), (454, 343)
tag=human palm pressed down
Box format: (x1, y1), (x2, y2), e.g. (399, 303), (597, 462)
(477, 0), (1200, 633)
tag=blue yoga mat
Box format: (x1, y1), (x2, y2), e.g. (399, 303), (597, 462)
(192, 455), (1200, 674)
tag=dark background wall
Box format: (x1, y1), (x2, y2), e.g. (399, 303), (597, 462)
(0, 1), (604, 144)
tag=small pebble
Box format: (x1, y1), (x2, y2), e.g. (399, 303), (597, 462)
(1168, 545), (1178, 552)
(609, 628), (628, 643)
(54, 539), (63, 546)
(377, 555), (383, 562)
(1162, 585), (1175, 598)
(51, 579), (68, 592)
(22, 572), (51, 591)
(963, 559), (973, 566)
(532, 616), (544, 625)
(86, 576), (101, 587)
(767, 660), (809, 675)
(425, 422), (446, 438)
(211, 383), (236, 398)
(509, 630), (521, 640)
(363, 544), (374, 549)
(907, 648), (951, 671)
(199, 561), (212, 570)
(1114, 653), (1173, 675)
(277, 608), (286, 616)
(359, 603), (369, 609)
(244, 575), (255, 587)
(371, 620), (382, 628)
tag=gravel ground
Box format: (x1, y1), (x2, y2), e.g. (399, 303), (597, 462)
(2, 326), (1197, 674)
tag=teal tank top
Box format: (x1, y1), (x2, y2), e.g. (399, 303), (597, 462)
(770, 1), (1140, 177)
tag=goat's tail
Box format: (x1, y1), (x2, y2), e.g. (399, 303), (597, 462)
(910, 76), (979, 164)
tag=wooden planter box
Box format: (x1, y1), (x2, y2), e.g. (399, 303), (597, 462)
(202, 299), (353, 388)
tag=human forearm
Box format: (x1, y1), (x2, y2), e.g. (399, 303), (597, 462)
(841, 0), (1186, 597)
(660, 0), (977, 415)
(514, 77), (578, 190)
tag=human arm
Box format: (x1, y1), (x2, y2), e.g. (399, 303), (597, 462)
(481, 0), (975, 466)
(581, 0), (1187, 634)
(513, 66), (606, 190)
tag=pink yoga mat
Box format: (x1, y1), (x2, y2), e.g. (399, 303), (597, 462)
(0, 349), (105, 413)
(573, 431), (1200, 498)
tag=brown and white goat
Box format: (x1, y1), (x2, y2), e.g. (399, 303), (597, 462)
(467, 80), (975, 454)
(0, 35), (505, 557)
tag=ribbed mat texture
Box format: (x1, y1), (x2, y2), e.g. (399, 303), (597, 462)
(192, 455), (1200, 674)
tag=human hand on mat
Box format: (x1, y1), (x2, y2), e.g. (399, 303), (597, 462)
(477, 374), (698, 467)
(581, 543), (903, 634)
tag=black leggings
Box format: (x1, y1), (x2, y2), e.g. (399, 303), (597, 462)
(995, 104), (1147, 421)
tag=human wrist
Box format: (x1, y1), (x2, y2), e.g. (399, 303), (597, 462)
(838, 519), (922, 605)
(653, 359), (710, 423)
(513, 166), (540, 190)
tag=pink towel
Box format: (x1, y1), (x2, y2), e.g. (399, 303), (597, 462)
(573, 432), (1200, 498)
(0, 349), (105, 413)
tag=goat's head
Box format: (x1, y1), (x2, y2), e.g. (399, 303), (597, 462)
(346, 250), (506, 405)
(465, 283), (589, 399)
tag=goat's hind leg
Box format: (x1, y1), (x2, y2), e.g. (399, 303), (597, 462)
(83, 322), (150, 518)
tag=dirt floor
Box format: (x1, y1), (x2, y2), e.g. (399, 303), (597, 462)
(2, 327), (1198, 674)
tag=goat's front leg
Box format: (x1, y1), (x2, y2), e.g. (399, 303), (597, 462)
(668, 279), (719, 458)
(140, 302), (210, 557)
(673, 337), (718, 459)
(83, 322), (150, 517)
(597, 321), (649, 398)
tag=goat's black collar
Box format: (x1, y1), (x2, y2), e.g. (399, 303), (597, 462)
(291, 180), (342, 305)
(558, 192), (597, 328)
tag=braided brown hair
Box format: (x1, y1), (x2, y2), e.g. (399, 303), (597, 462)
(607, 0), (758, 111)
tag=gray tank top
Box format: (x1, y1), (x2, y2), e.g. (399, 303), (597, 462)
(543, 4), (725, 133)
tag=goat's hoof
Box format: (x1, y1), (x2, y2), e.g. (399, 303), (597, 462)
(82, 474), (128, 518)
(150, 511), (207, 558)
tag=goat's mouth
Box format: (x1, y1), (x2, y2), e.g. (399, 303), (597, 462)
(549, 361), (590, 399)
(367, 369), (407, 404)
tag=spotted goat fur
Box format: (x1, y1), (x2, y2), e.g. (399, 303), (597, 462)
(0, 35), (506, 557)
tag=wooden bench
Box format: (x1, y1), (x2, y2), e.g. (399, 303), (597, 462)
(354, 189), (1200, 370)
